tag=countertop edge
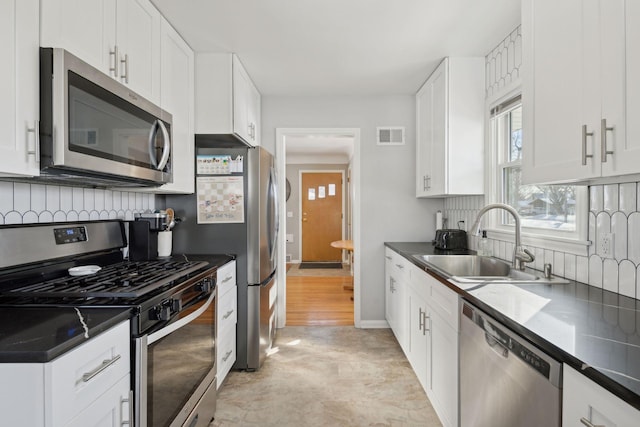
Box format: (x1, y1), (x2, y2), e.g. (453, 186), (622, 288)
(384, 241), (640, 411)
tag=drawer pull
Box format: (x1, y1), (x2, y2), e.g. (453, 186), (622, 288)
(222, 350), (233, 362)
(385, 255), (392, 260)
(580, 418), (605, 427)
(395, 263), (404, 269)
(221, 275), (233, 283)
(82, 354), (121, 382)
(223, 309), (234, 319)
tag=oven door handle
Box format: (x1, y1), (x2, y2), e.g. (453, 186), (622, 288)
(147, 291), (214, 345)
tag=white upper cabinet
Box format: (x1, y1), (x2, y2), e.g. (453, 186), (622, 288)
(152, 18), (194, 194)
(0, 0), (40, 177)
(195, 53), (262, 146)
(115, 0), (161, 103)
(522, 0), (640, 184)
(41, 0), (161, 104)
(415, 57), (485, 198)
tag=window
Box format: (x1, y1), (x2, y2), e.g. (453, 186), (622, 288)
(490, 96), (586, 243)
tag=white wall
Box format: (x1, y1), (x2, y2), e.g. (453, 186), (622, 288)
(262, 95), (443, 322)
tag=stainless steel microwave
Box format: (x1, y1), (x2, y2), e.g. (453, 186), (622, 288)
(39, 48), (172, 187)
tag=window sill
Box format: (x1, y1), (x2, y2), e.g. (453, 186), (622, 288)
(484, 228), (590, 257)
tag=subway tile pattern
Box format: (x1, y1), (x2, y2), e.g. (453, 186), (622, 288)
(444, 182), (640, 300)
(0, 182), (155, 224)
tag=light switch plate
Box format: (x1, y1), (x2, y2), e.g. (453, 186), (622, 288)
(287, 211), (293, 218)
(286, 233), (294, 243)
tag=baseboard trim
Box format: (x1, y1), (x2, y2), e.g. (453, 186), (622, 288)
(358, 320), (390, 329)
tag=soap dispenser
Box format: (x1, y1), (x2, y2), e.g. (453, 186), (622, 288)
(477, 230), (492, 256)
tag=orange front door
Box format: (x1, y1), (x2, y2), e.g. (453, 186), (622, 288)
(301, 172), (343, 262)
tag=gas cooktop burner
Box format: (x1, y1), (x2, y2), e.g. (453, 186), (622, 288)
(2, 260), (208, 299)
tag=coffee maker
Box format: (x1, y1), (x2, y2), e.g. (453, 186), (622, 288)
(129, 212), (168, 261)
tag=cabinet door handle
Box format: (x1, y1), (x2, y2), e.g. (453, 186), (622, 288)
(109, 46), (119, 78)
(418, 307), (425, 331)
(26, 120), (40, 163)
(82, 354), (122, 382)
(582, 124), (594, 165)
(222, 350), (233, 362)
(223, 309), (234, 319)
(389, 277), (396, 292)
(600, 118), (614, 163)
(423, 175), (428, 191)
(221, 275), (233, 284)
(580, 417), (605, 427)
(120, 53), (129, 84)
(121, 390), (133, 426)
(423, 313), (430, 335)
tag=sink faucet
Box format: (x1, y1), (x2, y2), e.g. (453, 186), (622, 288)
(470, 203), (535, 271)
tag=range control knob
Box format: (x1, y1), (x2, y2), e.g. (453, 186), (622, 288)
(171, 298), (183, 313)
(196, 278), (213, 293)
(152, 304), (171, 321)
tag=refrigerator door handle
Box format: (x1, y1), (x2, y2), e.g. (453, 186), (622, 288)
(268, 166), (279, 262)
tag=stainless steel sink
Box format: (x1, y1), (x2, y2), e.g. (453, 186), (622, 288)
(412, 254), (568, 284)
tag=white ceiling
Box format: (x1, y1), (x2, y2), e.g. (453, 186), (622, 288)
(285, 134), (354, 164)
(151, 0), (521, 96)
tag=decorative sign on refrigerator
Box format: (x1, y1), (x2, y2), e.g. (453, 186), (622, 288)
(196, 176), (245, 223)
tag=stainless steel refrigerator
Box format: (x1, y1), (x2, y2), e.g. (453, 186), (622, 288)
(166, 142), (278, 371)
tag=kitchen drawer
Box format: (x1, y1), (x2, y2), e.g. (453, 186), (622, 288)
(386, 249), (410, 280)
(217, 260), (236, 298)
(216, 326), (236, 389)
(217, 285), (237, 335)
(48, 321), (130, 425)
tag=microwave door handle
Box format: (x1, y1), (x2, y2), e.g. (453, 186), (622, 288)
(156, 120), (171, 171)
(148, 120), (159, 168)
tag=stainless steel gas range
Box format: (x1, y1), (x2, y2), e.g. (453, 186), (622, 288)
(0, 220), (229, 427)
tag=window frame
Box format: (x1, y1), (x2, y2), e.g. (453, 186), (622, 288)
(483, 88), (590, 256)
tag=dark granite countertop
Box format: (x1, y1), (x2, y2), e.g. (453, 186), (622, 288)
(0, 253), (235, 364)
(0, 307), (131, 363)
(385, 241), (640, 410)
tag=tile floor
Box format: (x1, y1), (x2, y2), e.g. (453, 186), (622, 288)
(211, 326), (441, 427)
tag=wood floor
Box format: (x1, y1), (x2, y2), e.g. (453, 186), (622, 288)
(286, 268), (354, 326)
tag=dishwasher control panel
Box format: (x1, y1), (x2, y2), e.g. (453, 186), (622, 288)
(463, 302), (552, 380)
(506, 333), (551, 378)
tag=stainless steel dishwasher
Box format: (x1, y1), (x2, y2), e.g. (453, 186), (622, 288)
(459, 301), (562, 427)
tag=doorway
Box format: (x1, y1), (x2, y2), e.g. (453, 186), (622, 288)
(276, 128), (361, 328)
(300, 171), (344, 263)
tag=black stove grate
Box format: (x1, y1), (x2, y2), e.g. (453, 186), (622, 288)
(2, 260), (209, 299)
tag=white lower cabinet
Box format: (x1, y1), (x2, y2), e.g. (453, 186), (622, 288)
(386, 248), (459, 427)
(408, 283), (429, 391)
(216, 260), (237, 388)
(428, 308), (458, 427)
(0, 320), (131, 427)
(384, 248), (409, 353)
(65, 376), (131, 427)
(563, 364), (640, 426)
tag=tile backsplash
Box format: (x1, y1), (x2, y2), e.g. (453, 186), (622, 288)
(444, 181), (640, 300)
(0, 182), (155, 224)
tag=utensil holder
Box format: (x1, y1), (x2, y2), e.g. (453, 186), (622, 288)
(158, 231), (172, 257)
